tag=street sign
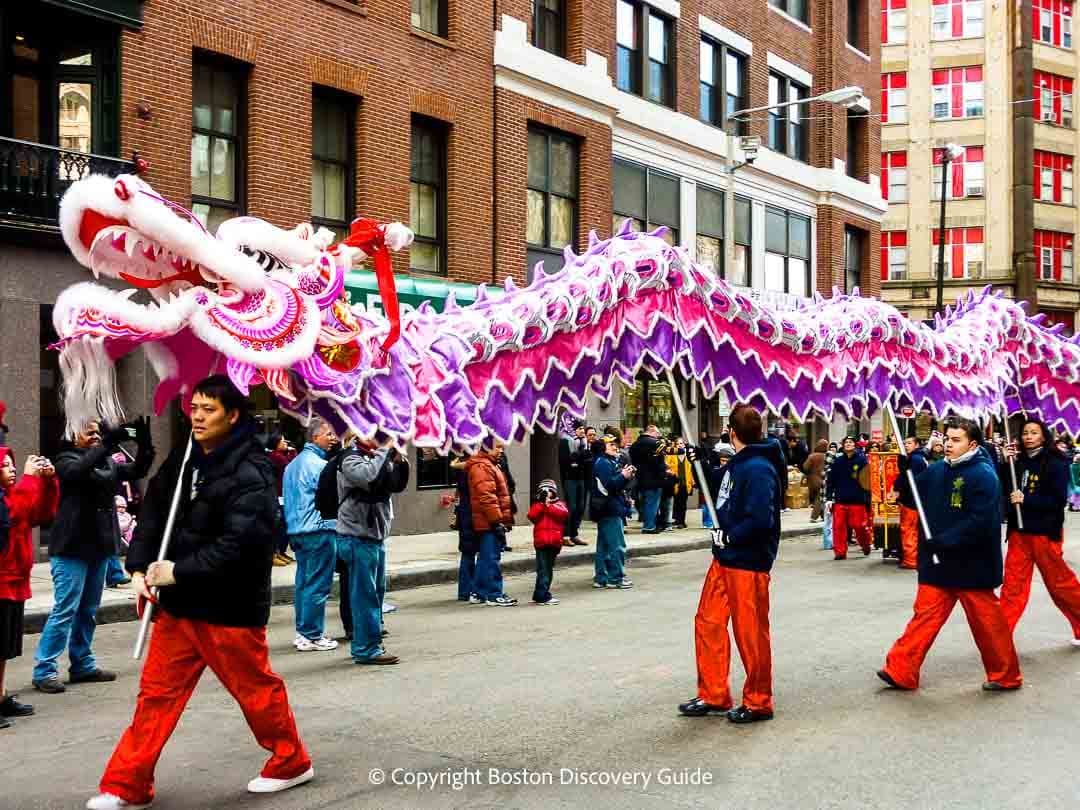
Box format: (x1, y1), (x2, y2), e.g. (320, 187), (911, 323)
(900, 406), (915, 418)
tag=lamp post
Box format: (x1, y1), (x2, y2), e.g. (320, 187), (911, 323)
(935, 142), (966, 315)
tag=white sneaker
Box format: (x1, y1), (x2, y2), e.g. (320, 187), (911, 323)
(535, 597), (560, 605)
(292, 634), (303, 648)
(468, 594), (483, 604)
(295, 636), (338, 652)
(86, 794), (150, 810)
(485, 596), (517, 607)
(382, 602), (398, 614)
(1072, 638), (1080, 647)
(592, 582), (607, 589)
(247, 766), (315, 794)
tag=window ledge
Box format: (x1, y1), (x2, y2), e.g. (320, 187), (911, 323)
(1035, 40), (1075, 52)
(845, 42), (871, 61)
(882, 121), (909, 127)
(767, 5), (812, 34)
(930, 35), (985, 44)
(411, 27), (457, 49)
(1036, 120), (1075, 130)
(931, 115), (985, 123)
(319, 0), (367, 16)
(1035, 199), (1077, 208)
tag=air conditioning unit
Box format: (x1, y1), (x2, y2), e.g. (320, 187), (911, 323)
(1043, 110), (1058, 122)
(967, 261), (984, 279)
(968, 183), (984, 197)
(1065, 115), (1074, 128)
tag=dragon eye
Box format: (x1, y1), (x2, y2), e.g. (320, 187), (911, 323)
(114, 180), (131, 201)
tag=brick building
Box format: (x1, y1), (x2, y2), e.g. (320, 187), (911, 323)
(0, 0), (884, 535)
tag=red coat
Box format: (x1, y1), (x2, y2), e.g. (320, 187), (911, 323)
(0, 470), (60, 602)
(527, 500), (569, 549)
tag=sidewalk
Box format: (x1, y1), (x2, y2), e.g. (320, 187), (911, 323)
(23, 507), (821, 633)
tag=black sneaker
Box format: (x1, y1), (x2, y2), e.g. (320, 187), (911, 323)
(32, 677), (65, 694)
(727, 706), (774, 724)
(68, 669), (117, 684)
(0, 715), (9, 730)
(982, 681), (1022, 692)
(678, 697), (731, 717)
(876, 669), (912, 690)
(0, 695), (34, 717)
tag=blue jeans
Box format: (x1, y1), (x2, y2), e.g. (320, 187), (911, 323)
(641, 488), (662, 531)
(458, 550), (477, 600)
(564, 479), (585, 539)
(337, 538), (386, 661)
(291, 531), (338, 641)
(105, 555), (128, 585)
(474, 531), (505, 601)
(594, 517), (626, 586)
(33, 556), (108, 681)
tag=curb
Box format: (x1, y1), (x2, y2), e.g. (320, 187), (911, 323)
(23, 526), (821, 634)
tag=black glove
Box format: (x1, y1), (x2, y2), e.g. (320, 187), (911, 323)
(101, 424), (133, 448)
(134, 416), (153, 450)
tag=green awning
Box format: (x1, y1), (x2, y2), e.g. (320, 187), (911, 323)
(344, 271), (502, 316)
(41, 0), (143, 28)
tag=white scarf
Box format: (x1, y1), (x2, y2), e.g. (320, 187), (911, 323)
(945, 446), (979, 467)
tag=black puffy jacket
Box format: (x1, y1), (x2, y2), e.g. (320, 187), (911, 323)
(126, 422), (277, 627)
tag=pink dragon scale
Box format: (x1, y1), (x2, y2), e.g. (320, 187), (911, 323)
(52, 173), (1080, 445)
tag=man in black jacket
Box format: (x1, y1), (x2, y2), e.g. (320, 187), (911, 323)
(629, 425), (666, 533)
(558, 421), (591, 546)
(31, 417), (153, 694)
(87, 376), (312, 810)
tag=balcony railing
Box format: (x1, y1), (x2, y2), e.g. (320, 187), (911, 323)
(0, 137), (134, 232)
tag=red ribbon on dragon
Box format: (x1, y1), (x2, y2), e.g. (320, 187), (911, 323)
(342, 218), (401, 351)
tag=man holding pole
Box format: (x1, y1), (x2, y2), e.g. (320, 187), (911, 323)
(877, 418), (1022, 692)
(87, 375), (312, 810)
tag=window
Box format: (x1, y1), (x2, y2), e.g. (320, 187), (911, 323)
(768, 72), (809, 162)
(932, 146), (984, 200)
(881, 231), (908, 281)
(527, 126), (578, 278)
(846, 110), (865, 178)
(191, 57), (245, 233)
(410, 117), (446, 274)
(699, 39), (748, 134)
(1034, 230), (1075, 282)
(932, 67), (983, 120)
(1035, 71), (1074, 126)
(881, 152), (908, 202)
(1034, 0), (1073, 48)
(612, 159), (680, 245)
(882, 72), (907, 124)
(617, 1), (674, 107)
(696, 185), (724, 276)
(412, 0), (447, 38)
(1034, 150), (1075, 204)
(933, 227), (984, 279)
(932, 0), (984, 39)
(844, 226), (864, 292)
(416, 447), (452, 489)
(847, 0), (866, 50)
(764, 207), (811, 296)
(882, 0), (907, 44)
(311, 91), (354, 240)
(769, 0), (809, 25)
(733, 195), (751, 286)
(533, 0), (566, 56)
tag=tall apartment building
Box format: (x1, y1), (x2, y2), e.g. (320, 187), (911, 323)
(0, 0), (883, 533)
(880, 0), (1079, 331)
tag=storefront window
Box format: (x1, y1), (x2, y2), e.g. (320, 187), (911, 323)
(620, 377), (676, 440)
(416, 447), (452, 489)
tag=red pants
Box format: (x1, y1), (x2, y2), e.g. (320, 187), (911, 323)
(832, 503), (871, 558)
(99, 611), (311, 805)
(882, 584), (1022, 690)
(899, 506), (919, 569)
(1000, 531), (1080, 639)
(694, 560), (773, 713)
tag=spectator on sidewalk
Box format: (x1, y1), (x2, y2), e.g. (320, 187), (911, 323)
(630, 425), (665, 533)
(451, 454), (479, 603)
(528, 479), (569, 605)
(268, 433), (298, 566)
(591, 435), (636, 589)
(88, 374), (313, 810)
(32, 417), (153, 695)
(337, 442), (410, 664)
(105, 452), (134, 590)
(0, 448), (59, 730)
(0, 401), (8, 447)
(785, 430), (810, 471)
(803, 440), (829, 523)
(665, 438), (695, 530)
(283, 418), (340, 653)
(114, 496), (136, 548)
(467, 446), (516, 607)
(558, 421), (590, 547)
(495, 446), (518, 552)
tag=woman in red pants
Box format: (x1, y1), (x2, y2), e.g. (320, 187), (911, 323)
(999, 418), (1080, 647)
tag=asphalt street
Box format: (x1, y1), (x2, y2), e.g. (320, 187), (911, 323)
(5, 526), (1080, 810)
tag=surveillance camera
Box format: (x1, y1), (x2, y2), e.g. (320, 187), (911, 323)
(739, 136), (761, 165)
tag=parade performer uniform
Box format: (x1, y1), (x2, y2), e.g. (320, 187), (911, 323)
(895, 438), (928, 570)
(878, 420), (1022, 692)
(89, 376), (311, 810)
(826, 438), (871, 559)
(999, 420), (1080, 645)
(680, 405), (780, 723)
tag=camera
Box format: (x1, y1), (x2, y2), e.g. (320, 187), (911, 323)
(740, 136), (761, 165)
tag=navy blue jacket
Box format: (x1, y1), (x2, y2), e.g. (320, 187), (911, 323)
(712, 443), (782, 573)
(896, 449), (929, 509)
(1002, 450), (1068, 541)
(916, 448), (1003, 590)
(826, 450), (869, 505)
(591, 455), (632, 520)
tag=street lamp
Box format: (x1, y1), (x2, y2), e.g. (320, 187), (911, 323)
(935, 142), (966, 315)
(721, 86), (866, 288)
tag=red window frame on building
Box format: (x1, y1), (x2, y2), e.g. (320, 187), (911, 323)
(881, 151), (907, 201)
(1034, 71), (1074, 125)
(1034, 0), (1073, 48)
(880, 231), (908, 281)
(932, 67), (983, 119)
(881, 72), (907, 124)
(932, 0), (984, 39)
(1040, 309), (1075, 334)
(932, 227), (984, 279)
(932, 146), (984, 199)
(1034, 230), (1075, 282)
(1034, 150), (1074, 203)
(882, 0), (907, 44)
